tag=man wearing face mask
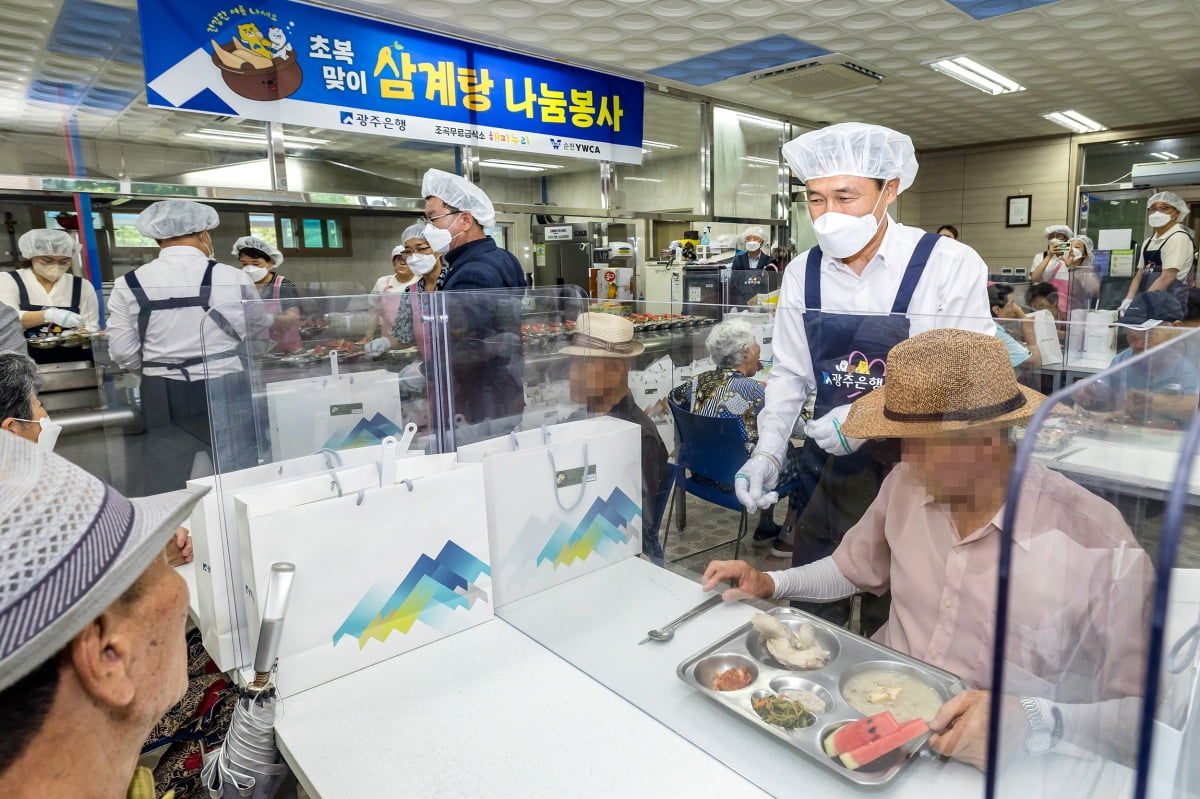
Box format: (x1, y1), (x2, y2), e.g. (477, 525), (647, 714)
(107, 201), (267, 494)
(232, 235), (303, 353)
(1121, 191), (1195, 314)
(0, 229), (100, 365)
(730, 225), (774, 306)
(0, 352), (62, 451)
(420, 169), (527, 441)
(734, 123), (992, 627)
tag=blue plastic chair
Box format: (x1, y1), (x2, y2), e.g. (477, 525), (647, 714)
(664, 401), (800, 562)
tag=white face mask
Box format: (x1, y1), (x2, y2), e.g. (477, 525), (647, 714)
(31, 261), (70, 282)
(745, 240), (761, 252)
(421, 220), (456, 254)
(1148, 211), (1172, 228)
(1070, 247), (1083, 259)
(242, 265), (269, 282)
(406, 253), (437, 276)
(36, 416), (62, 451)
(811, 189), (888, 259)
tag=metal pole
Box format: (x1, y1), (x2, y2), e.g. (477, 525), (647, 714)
(599, 160), (613, 212)
(266, 121), (288, 191)
(460, 144), (480, 183)
(699, 102), (714, 219)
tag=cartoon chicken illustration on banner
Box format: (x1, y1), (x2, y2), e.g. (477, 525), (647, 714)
(209, 15), (303, 101)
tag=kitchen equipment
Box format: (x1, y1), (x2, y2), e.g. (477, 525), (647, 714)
(677, 607), (966, 786)
(638, 595), (723, 644)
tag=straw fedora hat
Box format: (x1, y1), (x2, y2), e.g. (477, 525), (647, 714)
(840, 328), (1045, 439)
(559, 312), (645, 358)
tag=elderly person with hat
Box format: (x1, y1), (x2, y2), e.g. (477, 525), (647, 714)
(1122, 191), (1195, 313)
(0, 434), (208, 798)
(231, 235), (302, 353)
(0, 228), (101, 364)
(563, 312), (668, 558)
(734, 122), (993, 626)
(706, 328), (1149, 769)
(107, 200), (267, 494)
(1079, 291), (1199, 426)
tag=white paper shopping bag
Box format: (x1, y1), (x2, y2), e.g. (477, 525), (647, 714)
(187, 433), (422, 671)
(265, 368), (403, 460)
(457, 417), (643, 607)
(1029, 308), (1063, 366)
(238, 460), (491, 698)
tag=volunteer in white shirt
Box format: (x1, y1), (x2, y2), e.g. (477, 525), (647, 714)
(363, 223), (420, 342)
(1122, 191), (1195, 312)
(107, 200), (267, 494)
(0, 229), (100, 364)
(732, 122), (992, 627)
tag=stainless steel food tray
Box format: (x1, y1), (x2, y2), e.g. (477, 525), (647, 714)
(676, 607), (968, 786)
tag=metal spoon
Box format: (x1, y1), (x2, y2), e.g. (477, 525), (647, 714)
(638, 594), (724, 644)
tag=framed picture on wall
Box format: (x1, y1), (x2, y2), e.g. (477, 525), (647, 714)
(1006, 194), (1032, 228)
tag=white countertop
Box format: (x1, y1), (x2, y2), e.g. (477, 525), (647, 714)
(273, 618), (771, 799)
(1038, 432), (1200, 499)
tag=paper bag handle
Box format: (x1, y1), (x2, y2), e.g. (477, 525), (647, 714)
(547, 443), (589, 512)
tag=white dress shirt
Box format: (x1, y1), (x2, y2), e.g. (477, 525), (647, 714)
(107, 246), (267, 380)
(0, 268), (101, 330)
(757, 216), (993, 460)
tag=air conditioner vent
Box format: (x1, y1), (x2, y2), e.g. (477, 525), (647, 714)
(747, 55), (883, 98)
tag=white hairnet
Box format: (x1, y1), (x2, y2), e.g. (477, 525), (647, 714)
(391, 245), (407, 259)
(400, 223), (426, 243)
(421, 168), (495, 227)
(742, 225), (766, 241)
(137, 200), (219, 240)
(231, 235), (283, 266)
(18, 229), (79, 260)
(1149, 191), (1190, 220)
(1044, 225), (1073, 239)
(782, 122), (918, 194)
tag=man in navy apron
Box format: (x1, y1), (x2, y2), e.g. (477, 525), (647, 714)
(107, 201), (267, 495)
(1121, 191), (1195, 314)
(733, 123), (993, 628)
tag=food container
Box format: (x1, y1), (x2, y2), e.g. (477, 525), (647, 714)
(677, 607), (967, 786)
(323, 311), (371, 340)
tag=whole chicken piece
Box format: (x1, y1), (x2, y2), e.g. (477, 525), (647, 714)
(751, 612), (830, 669)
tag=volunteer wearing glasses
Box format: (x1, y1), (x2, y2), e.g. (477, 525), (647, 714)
(1121, 191), (1195, 313)
(418, 168), (527, 439)
(0, 229), (100, 364)
(363, 223), (446, 357)
(733, 122), (992, 628)
(0, 352), (62, 450)
(362, 236), (418, 344)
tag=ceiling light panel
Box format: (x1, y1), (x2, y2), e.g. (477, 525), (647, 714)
(925, 56), (1026, 95)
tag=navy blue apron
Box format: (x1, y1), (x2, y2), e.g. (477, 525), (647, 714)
(7, 270), (89, 365)
(788, 232), (941, 625)
(1138, 230), (1192, 298)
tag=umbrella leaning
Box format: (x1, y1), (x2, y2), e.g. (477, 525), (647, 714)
(203, 563), (296, 799)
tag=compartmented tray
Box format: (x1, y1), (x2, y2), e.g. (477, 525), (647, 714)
(676, 607), (968, 786)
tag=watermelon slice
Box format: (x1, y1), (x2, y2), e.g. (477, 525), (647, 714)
(822, 711), (900, 757)
(838, 719), (930, 770)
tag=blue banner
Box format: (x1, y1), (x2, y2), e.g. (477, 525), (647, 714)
(139, 1), (644, 164)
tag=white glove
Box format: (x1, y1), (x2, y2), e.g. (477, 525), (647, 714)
(1118, 298), (1132, 314)
(364, 337), (391, 357)
(43, 307), (81, 328)
(733, 452), (781, 512)
(805, 405), (864, 455)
